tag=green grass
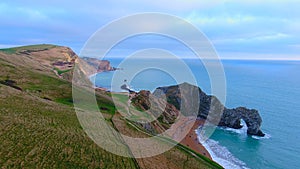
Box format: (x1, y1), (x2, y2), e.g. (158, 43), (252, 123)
(54, 67), (72, 75)
(0, 56), (139, 168)
(0, 45), (223, 169)
(0, 85), (138, 168)
(0, 48), (17, 54)
(72, 86), (116, 115)
(0, 44), (57, 54)
(55, 97), (74, 106)
(112, 93), (155, 121)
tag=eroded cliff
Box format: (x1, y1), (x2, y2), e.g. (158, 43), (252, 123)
(150, 82), (265, 136)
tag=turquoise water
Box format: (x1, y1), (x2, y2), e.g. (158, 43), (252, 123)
(93, 58), (300, 169)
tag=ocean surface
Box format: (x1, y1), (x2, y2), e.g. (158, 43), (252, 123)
(91, 58), (300, 169)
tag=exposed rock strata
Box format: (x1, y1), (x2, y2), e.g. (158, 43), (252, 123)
(149, 82), (265, 136)
(82, 57), (116, 73)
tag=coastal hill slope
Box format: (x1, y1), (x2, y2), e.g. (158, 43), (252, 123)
(0, 44), (222, 168)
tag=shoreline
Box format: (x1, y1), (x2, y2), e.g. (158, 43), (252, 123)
(197, 125), (250, 169)
(90, 71), (215, 162)
(89, 71), (111, 91)
(180, 119), (212, 160)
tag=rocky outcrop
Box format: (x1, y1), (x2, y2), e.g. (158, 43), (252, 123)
(220, 107), (264, 136)
(129, 90), (180, 134)
(81, 57), (116, 72)
(131, 90), (179, 124)
(153, 82), (265, 136)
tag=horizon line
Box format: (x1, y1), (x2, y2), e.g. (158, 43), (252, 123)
(79, 55), (300, 61)
(1, 44), (299, 61)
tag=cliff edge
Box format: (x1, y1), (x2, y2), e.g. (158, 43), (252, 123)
(152, 82), (265, 136)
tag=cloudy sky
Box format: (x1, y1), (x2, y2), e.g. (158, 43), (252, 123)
(1, 0), (299, 60)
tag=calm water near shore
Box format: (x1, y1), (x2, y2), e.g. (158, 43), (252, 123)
(92, 58), (300, 169)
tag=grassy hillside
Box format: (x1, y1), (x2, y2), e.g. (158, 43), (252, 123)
(0, 44), (57, 55)
(0, 45), (222, 168)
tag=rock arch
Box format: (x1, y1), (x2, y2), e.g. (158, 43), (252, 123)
(219, 107), (265, 136)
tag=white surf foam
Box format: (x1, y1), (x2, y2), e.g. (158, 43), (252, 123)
(196, 119), (271, 169)
(221, 119), (271, 140)
(196, 120), (250, 169)
(252, 133), (271, 140)
(222, 119), (248, 135)
(200, 138), (250, 169)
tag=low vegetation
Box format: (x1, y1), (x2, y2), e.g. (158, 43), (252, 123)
(53, 67), (72, 75)
(0, 44), (57, 55)
(0, 45), (222, 168)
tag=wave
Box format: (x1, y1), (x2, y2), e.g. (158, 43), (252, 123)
(222, 119), (248, 135)
(196, 120), (271, 168)
(200, 138), (250, 169)
(196, 120), (250, 169)
(220, 119), (271, 140)
(252, 133), (271, 140)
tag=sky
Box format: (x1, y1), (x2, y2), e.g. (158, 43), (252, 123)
(0, 0), (300, 60)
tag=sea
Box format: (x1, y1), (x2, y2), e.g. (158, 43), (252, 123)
(91, 58), (300, 169)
